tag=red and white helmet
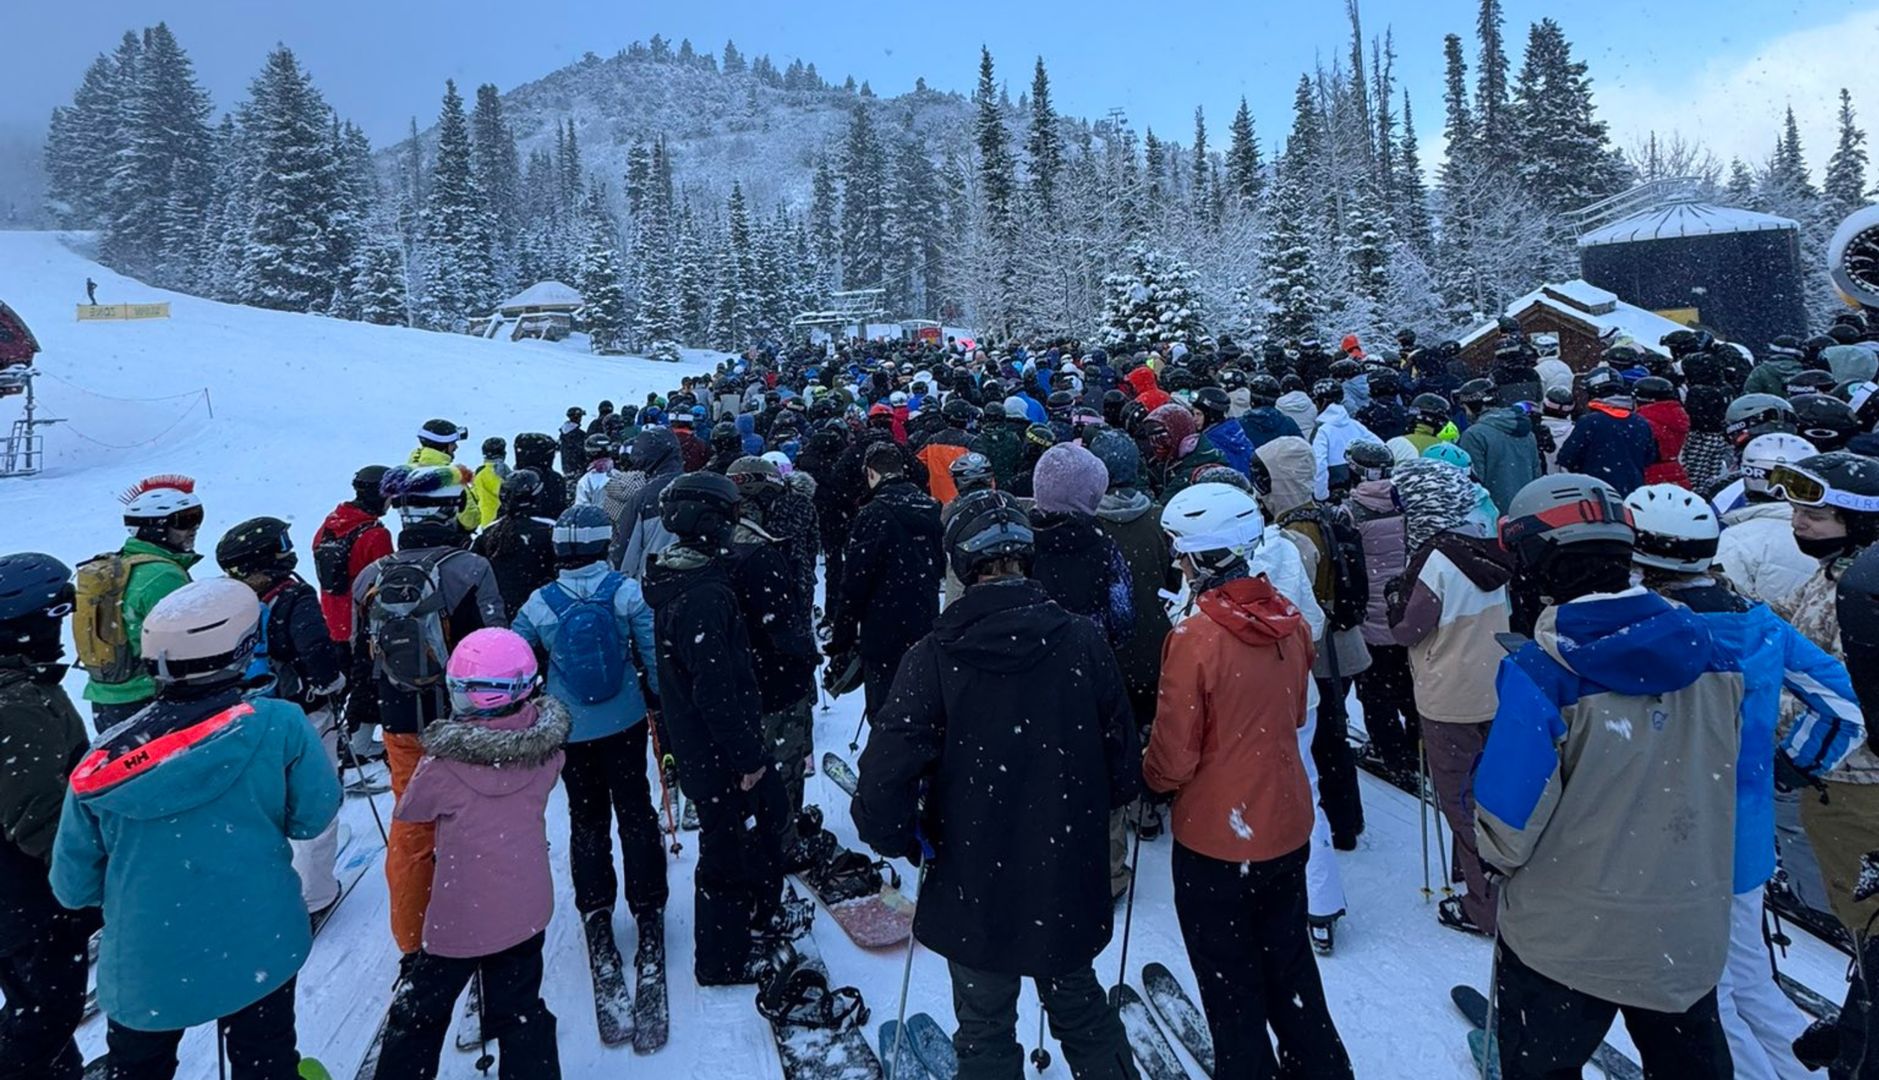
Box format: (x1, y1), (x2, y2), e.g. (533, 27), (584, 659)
(445, 628), (538, 717)
(120, 474), (202, 531)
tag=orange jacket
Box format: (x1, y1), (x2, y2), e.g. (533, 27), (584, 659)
(1144, 575), (1316, 863)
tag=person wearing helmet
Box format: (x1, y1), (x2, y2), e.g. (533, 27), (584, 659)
(1030, 444), (1136, 693)
(1555, 368), (1659, 496)
(643, 473), (793, 986)
(1404, 393), (1459, 454)
(512, 504), (666, 998)
(310, 466), (395, 767)
(470, 469), (559, 619)
(217, 517), (351, 917)
(704, 421), (744, 476)
(1239, 374), (1305, 452)
(853, 489), (1142, 1079)
(375, 629), (568, 1080)
(1628, 376), (1693, 490)
(724, 457), (820, 864)
(79, 475), (204, 730)
(967, 401), (1024, 491)
(607, 427), (688, 580)
(1626, 484), (1864, 1080)
(915, 397), (979, 505)
(1714, 434), (1821, 606)
(1341, 443), (1419, 783)
(351, 464), (508, 957)
(1142, 402), (1227, 501)
(1008, 423), (1062, 499)
(1745, 337), (1810, 397)
(1538, 387), (1577, 472)
(1792, 393), (1860, 454)
(1456, 378), (1542, 514)
(832, 441), (946, 719)
(410, 419), (480, 533)
(1477, 474), (1749, 1078)
(573, 432), (626, 516)
(471, 437), (511, 530)
(513, 433), (569, 518)
(1385, 460), (1516, 938)
(668, 409), (711, 473)
(0, 554), (97, 1080)
(1147, 483), (1356, 1079)
(560, 408), (589, 477)
(1193, 385), (1256, 478)
(52, 579), (341, 1079)
(1354, 368), (1408, 440)
(587, 400), (617, 437)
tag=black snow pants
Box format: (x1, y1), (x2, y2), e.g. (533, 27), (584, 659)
(375, 933), (560, 1080)
(104, 977), (298, 1080)
(562, 723), (669, 920)
(948, 960), (1138, 1080)
(0, 910), (93, 1080)
(691, 766), (788, 983)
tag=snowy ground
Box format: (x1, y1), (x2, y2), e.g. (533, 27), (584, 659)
(0, 230), (1852, 1077)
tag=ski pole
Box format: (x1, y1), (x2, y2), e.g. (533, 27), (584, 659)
(645, 713), (683, 857)
(1432, 780), (1454, 898)
(1114, 802), (1144, 996)
(888, 837), (934, 1080)
(1481, 938), (1501, 1080)
(848, 711), (867, 755)
(1029, 998), (1051, 1072)
(336, 719), (391, 850)
(472, 969), (494, 1075)
(217, 1020), (228, 1080)
(1418, 740), (1432, 903)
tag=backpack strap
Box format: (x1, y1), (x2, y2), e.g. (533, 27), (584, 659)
(593, 573), (625, 606)
(540, 580), (575, 619)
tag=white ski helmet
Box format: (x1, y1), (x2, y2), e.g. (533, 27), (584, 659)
(1160, 482), (1266, 568)
(1741, 433), (1820, 497)
(1624, 483), (1721, 573)
(119, 474), (202, 531)
(141, 578), (261, 687)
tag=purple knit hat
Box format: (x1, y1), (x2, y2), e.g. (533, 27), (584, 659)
(1031, 443), (1109, 515)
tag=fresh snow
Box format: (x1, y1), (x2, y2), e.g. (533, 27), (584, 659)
(0, 231), (1851, 1077)
(1460, 279), (1691, 357)
(1577, 202), (1802, 247)
(498, 280), (584, 312)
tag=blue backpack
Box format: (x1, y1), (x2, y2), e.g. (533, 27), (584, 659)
(541, 575), (628, 705)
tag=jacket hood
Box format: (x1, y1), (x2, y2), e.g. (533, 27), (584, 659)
(1095, 489), (1153, 523)
(322, 502), (381, 536)
(1475, 407), (1531, 438)
(1535, 589), (1714, 696)
(641, 549), (728, 610)
(630, 427), (682, 477)
(121, 536), (202, 570)
(932, 577), (1079, 673)
(1275, 391), (1318, 436)
(869, 481), (944, 539)
(1587, 399), (1635, 421)
(1124, 367), (1161, 395)
(1254, 436), (1317, 517)
(1349, 480), (1398, 514)
(1429, 532), (1516, 592)
(1198, 575), (1304, 645)
(422, 697), (571, 796)
(1722, 500), (1791, 527)
(71, 695), (265, 819)
(553, 559), (618, 594)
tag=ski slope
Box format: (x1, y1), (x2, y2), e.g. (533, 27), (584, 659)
(0, 230), (1851, 1078)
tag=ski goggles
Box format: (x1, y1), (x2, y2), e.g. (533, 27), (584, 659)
(1498, 486), (1632, 550)
(446, 672), (538, 716)
(166, 505), (206, 531)
(1767, 464), (1879, 513)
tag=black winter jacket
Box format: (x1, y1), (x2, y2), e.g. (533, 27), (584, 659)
(642, 550), (768, 791)
(834, 480), (944, 661)
(472, 512), (558, 619)
(727, 527), (818, 713)
(1031, 511), (1134, 649)
(853, 579), (1140, 975)
(0, 658), (97, 953)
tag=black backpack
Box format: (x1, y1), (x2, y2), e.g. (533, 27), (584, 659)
(313, 519), (371, 597)
(364, 549), (460, 694)
(1281, 505), (1370, 634)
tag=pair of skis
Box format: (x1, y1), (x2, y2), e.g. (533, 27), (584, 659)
(582, 911), (669, 1053)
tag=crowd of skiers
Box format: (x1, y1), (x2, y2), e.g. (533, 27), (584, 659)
(5, 307), (1879, 1080)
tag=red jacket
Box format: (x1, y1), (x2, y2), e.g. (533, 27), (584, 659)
(1637, 400), (1692, 488)
(674, 428), (710, 472)
(312, 502), (393, 642)
(1124, 367), (1172, 414)
(1144, 575), (1316, 863)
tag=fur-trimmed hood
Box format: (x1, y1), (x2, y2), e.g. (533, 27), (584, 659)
(423, 697), (571, 782)
(784, 470), (817, 499)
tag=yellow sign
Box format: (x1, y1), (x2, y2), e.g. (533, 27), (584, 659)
(77, 303), (171, 322)
(1655, 307), (1700, 327)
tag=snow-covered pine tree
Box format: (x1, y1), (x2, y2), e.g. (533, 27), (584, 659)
(1263, 157), (1322, 343)
(809, 155), (840, 292)
(1760, 108), (1835, 328)
(1726, 158), (1757, 207)
(238, 47), (343, 313)
(1025, 57), (1065, 224)
(325, 120), (377, 318)
(1473, 0), (1513, 173)
(353, 237), (410, 326)
(1510, 18), (1624, 220)
(1143, 128), (1166, 223)
(1397, 92), (1434, 258)
(1225, 97), (1265, 211)
(975, 47), (1016, 239)
(1097, 245), (1202, 349)
(631, 141), (680, 351)
(721, 41), (746, 74)
(198, 113), (251, 302)
(105, 23), (213, 284)
(44, 53), (126, 227)
(418, 79), (497, 331)
(1825, 89), (1872, 220)
(838, 102), (886, 288)
(1190, 106), (1212, 226)
(580, 201), (630, 355)
(470, 84), (523, 281)
(673, 201), (710, 343)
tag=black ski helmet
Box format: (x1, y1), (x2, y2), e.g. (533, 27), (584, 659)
(1412, 393), (1451, 425)
(1582, 366), (1627, 400)
(215, 516), (297, 578)
(352, 465), (390, 513)
(514, 432), (557, 466)
(499, 468), (543, 513)
(418, 418), (463, 450)
(1633, 376), (1677, 403)
(1793, 394), (1860, 452)
(584, 433), (614, 460)
(0, 552), (74, 658)
(944, 489), (1035, 582)
(942, 397), (979, 427)
(1310, 379), (1343, 408)
(1458, 379), (1496, 409)
(659, 472), (740, 549)
(481, 436), (507, 459)
(1347, 441), (1395, 482)
(1192, 385), (1232, 422)
(1247, 374), (1283, 407)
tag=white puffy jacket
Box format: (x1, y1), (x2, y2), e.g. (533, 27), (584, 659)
(1715, 500), (1816, 606)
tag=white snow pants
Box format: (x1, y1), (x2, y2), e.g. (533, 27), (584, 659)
(292, 706), (342, 911)
(1716, 888), (1812, 1080)
(1299, 707), (1347, 918)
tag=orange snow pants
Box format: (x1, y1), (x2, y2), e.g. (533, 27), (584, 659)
(384, 731), (436, 954)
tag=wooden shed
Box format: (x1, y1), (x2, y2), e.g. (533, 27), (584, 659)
(1459, 280), (1689, 373)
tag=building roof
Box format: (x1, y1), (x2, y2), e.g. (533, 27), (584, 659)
(498, 280), (583, 311)
(1577, 201), (1799, 248)
(1460, 279), (1688, 356)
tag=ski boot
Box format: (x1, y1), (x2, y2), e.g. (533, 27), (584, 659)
(1436, 895), (1490, 937)
(1136, 803), (1163, 841)
(1308, 911), (1342, 956)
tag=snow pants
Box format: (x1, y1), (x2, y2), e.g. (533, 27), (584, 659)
(1774, 785), (1834, 914)
(1298, 708), (1347, 920)
(0, 910), (93, 1080)
(1171, 842), (1354, 1080)
(1310, 676), (1364, 847)
(1494, 942), (1732, 1079)
(104, 977), (299, 1080)
(1424, 720), (1498, 934)
(762, 695), (815, 831)
(1715, 888), (1810, 1080)
(384, 730), (436, 954)
(1353, 643), (1419, 776)
(691, 765), (788, 983)
(375, 933), (560, 1080)
(291, 705), (342, 912)
(1799, 781), (1879, 1080)
(947, 961), (1137, 1080)
(563, 722), (669, 920)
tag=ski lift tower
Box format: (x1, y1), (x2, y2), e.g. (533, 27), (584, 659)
(790, 288), (889, 342)
(0, 300), (56, 477)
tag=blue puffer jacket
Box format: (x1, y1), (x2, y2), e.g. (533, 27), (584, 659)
(512, 561), (660, 743)
(1238, 407), (1303, 451)
(51, 693), (340, 1031)
(1203, 419), (1256, 477)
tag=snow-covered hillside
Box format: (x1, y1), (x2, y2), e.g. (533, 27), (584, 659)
(0, 231), (1853, 1078)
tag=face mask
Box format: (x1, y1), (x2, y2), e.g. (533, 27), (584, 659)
(1797, 533), (1854, 561)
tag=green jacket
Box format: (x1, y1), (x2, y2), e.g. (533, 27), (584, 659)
(82, 538), (198, 706)
(969, 425), (1025, 489)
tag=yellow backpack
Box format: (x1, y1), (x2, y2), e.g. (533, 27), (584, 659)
(73, 552), (163, 682)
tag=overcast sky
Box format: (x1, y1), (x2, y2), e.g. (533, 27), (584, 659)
(4, 1), (1876, 175)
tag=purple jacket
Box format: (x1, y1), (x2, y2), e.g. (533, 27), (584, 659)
(1344, 480), (1407, 647)
(395, 697), (570, 959)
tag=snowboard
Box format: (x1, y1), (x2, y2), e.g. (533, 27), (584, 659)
(795, 862), (916, 950)
(310, 829), (378, 938)
(879, 1018), (925, 1080)
(823, 752), (860, 798)
(1450, 985), (1640, 1080)
(765, 934), (884, 1080)
(1777, 972), (1842, 1023)
(902, 1013), (957, 1078)
(1466, 1027), (1502, 1080)
(583, 915), (634, 1047)
(632, 923), (669, 1054)
(1142, 963), (1214, 1077)
(1350, 738), (1421, 798)
(452, 975), (482, 1051)
(1111, 983), (1190, 1080)
(351, 1011), (389, 1080)
(1766, 882), (1855, 957)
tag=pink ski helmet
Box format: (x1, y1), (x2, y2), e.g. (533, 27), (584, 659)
(445, 628), (538, 717)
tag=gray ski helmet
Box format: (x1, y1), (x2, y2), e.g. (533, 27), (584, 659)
(727, 455), (785, 503)
(949, 451), (996, 494)
(1582, 366), (1626, 400)
(551, 504), (613, 562)
(1543, 386), (1575, 416)
(1347, 441), (1395, 482)
(584, 432), (614, 460)
(1499, 473), (1635, 568)
(944, 489), (1035, 582)
(1458, 379), (1496, 408)
(1725, 393), (1797, 443)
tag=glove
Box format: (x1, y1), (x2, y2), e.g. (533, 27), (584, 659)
(1772, 749), (1810, 795)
